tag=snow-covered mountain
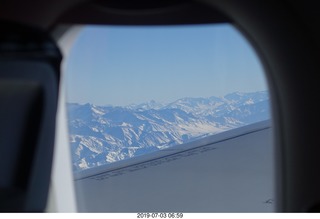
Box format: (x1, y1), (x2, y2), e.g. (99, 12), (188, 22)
(68, 91), (270, 171)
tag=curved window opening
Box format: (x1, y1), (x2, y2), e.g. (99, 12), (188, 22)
(60, 23), (275, 213)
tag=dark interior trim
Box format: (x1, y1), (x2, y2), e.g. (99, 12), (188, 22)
(55, 0), (230, 26)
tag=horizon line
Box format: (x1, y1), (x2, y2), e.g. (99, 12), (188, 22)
(66, 90), (269, 107)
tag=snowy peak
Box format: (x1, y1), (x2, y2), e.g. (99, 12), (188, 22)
(127, 100), (165, 111)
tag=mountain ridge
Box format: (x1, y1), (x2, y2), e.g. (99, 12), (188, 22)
(68, 91), (270, 171)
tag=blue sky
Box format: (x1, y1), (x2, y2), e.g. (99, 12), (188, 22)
(65, 24), (267, 106)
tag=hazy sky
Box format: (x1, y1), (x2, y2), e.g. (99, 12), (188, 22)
(65, 24), (267, 106)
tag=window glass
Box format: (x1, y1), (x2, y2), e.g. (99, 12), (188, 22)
(64, 24), (270, 172)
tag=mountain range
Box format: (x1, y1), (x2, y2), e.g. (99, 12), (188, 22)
(67, 91), (270, 171)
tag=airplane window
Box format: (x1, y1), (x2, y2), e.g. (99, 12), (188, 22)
(63, 24), (271, 173)
(61, 23), (274, 212)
